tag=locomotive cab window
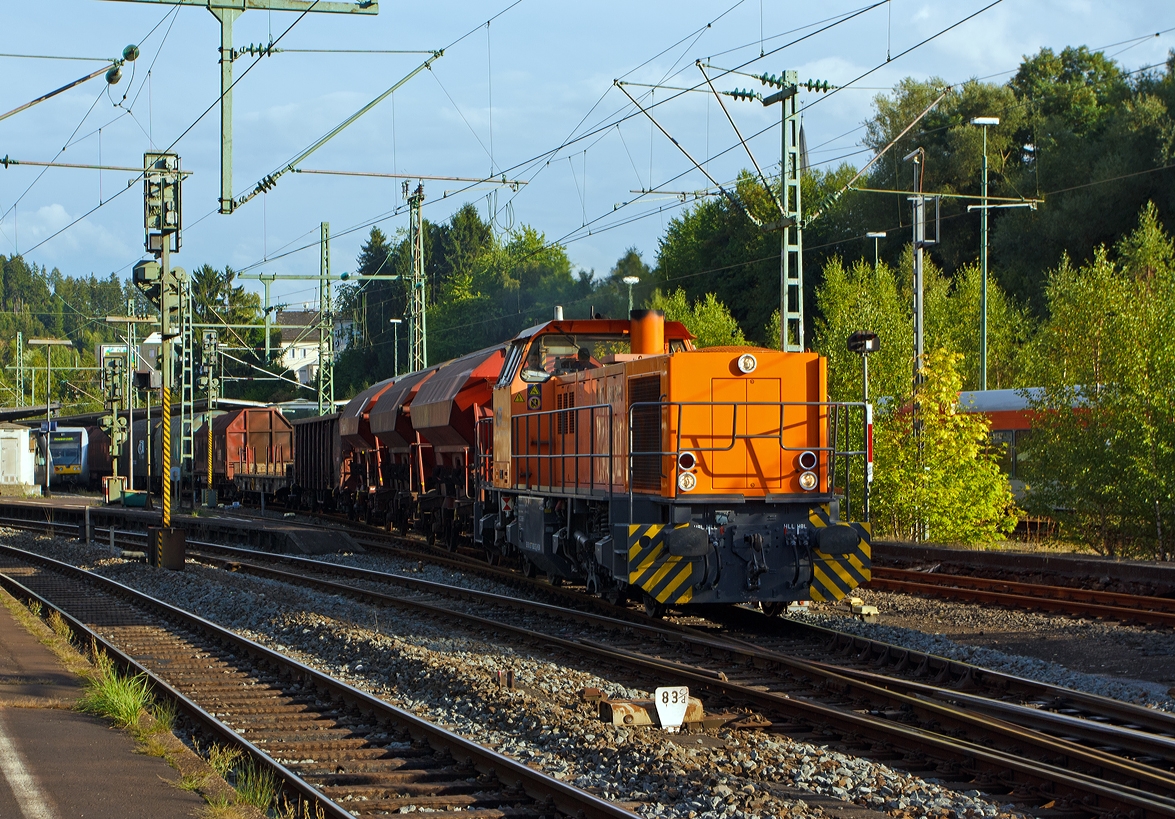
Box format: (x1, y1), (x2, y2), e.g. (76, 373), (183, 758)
(497, 341), (527, 388)
(520, 334), (632, 382)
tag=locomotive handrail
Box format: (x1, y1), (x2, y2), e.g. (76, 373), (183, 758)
(625, 399), (872, 520)
(627, 399), (867, 455)
(506, 403), (615, 500)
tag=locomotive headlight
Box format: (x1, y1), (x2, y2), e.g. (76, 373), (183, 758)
(737, 353), (757, 374)
(677, 471), (697, 492)
(799, 470), (818, 491)
(798, 450), (818, 471)
(677, 451), (697, 471)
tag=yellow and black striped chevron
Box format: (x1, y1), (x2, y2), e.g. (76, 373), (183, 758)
(627, 523), (703, 605)
(808, 505), (872, 602)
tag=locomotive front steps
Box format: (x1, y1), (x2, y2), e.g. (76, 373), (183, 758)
(0, 498), (359, 556)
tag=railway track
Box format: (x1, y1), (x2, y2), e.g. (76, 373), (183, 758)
(8, 510), (1175, 816)
(158, 540), (1175, 817)
(869, 566), (1175, 627)
(0, 543), (638, 819)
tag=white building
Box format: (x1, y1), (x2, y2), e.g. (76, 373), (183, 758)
(275, 311), (352, 385)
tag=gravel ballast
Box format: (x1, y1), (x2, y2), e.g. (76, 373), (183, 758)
(4, 530), (1045, 819)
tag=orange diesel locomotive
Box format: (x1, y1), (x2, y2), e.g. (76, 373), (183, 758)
(474, 309), (872, 614)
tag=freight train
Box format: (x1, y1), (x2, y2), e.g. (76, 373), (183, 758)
(269, 308), (875, 615)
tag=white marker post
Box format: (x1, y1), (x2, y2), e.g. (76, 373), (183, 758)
(654, 686), (689, 733)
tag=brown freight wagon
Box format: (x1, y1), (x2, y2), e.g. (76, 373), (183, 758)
(195, 407), (293, 499)
(291, 413), (350, 511)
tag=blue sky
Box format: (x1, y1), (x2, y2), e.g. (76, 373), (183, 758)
(2, 1), (1173, 309)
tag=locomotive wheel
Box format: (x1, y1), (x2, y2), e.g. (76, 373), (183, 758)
(601, 586), (626, 607)
(643, 594), (666, 619)
(760, 602), (788, 617)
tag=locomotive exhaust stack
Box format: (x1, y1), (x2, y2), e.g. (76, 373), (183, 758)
(629, 309), (665, 356)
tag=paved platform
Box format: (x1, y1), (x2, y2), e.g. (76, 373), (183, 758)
(0, 497), (358, 555)
(0, 594), (205, 818)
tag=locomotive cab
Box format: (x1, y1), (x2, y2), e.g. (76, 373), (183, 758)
(479, 309), (873, 613)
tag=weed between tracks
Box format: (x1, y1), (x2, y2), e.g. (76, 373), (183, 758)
(207, 743), (243, 779)
(233, 759), (278, 810)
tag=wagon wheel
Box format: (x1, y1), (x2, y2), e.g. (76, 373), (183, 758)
(643, 593), (666, 619)
(521, 557), (538, 578)
(546, 572), (563, 587)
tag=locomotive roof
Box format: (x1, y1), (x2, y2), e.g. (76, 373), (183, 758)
(512, 317), (695, 341)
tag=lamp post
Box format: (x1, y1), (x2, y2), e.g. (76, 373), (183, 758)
(622, 275), (640, 314)
(847, 330), (880, 523)
(865, 232), (886, 270)
(28, 338), (72, 497)
(388, 318), (402, 377)
(970, 116), (999, 391)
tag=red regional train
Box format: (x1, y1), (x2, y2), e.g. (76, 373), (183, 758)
(281, 308), (874, 614)
(958, 388), (1046, 495)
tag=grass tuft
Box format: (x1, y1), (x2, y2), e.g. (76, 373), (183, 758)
(47, 609), (71, 642)
(77, 650), (153, 728)
(177, 771), (208, 792)
(233, 758), (278, 811)
(277, 796), (328, 819)
(149, 699), (178, 734)
(207, 744), (242, 779)
(27, 600), (42, 618)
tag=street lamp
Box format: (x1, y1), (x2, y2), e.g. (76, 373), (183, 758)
(388, 318), (402, 377)
(622, 275), (640, 314)
(27, 338), (72, 497)
(865, 232), (886, 270)
(970, 116), (999, 391)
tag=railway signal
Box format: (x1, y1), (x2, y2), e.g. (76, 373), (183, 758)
(200, 330), (220, 503)
(135, 151), (186, 566)
(101, 354), (129, 483)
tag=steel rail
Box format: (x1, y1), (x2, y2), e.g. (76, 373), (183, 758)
(874, 565), (1175, 613)
(869, 568), (1175, 627)
(0, 544), (640, 819)
(7, 506), (1175, 749)
(0, 559), (355, 819)
(175, 543), (1175, 816)
(823, 664), (1175, 763)
(9, 507), (1175, 747)
(11, 505), (1175, 813)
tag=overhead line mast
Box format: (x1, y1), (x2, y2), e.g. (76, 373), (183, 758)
(100, 0), (379, 214)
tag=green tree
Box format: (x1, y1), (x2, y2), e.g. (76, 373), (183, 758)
(647, 288), (745, 348)
(1021, 203), (1175, 557)
(871, 350), (1018, 543)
